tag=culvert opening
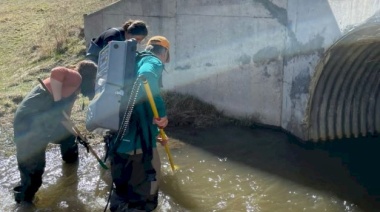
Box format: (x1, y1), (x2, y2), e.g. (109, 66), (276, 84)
(308, 24), (380, 141)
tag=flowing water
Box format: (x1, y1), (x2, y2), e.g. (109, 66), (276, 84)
(1, 125), (379, 211)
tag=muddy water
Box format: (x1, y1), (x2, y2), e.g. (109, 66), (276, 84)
(1, 125), (380, 211)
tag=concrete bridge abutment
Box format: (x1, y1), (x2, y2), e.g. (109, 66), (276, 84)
(84, 0), (380, 142)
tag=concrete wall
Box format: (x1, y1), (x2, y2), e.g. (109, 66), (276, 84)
(83, 0), (380, 141)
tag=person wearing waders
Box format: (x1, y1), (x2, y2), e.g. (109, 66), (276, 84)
(13, 60), (97, 204)
(86, 19), (149, 164)
(108, 36), (170, 211)
(86, 19), (148, 64)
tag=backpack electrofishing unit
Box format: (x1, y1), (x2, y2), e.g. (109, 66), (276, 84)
(86, 39), (137, 132)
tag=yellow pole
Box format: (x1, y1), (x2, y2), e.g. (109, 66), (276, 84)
(141, 77), (176, 172)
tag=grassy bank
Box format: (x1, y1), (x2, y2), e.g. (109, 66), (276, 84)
(0, 0), (116, 156)
(0, 0), (118, 117)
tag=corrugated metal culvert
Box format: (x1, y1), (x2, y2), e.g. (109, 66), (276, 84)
(308, 24), (380, 141)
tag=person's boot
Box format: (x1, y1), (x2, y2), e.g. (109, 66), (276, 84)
(61, 142), (78, 163)
(145, 194), (159, 211)
(13, 185), (24, 204)
(23, 192), (35, 203)
(13, 185), (36, 204)
(109, 190), (129, 212)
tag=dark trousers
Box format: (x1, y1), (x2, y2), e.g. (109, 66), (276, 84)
(13, 85), (78, 203)
(109, 150), (160, 212)
(14, 134), (77, 202)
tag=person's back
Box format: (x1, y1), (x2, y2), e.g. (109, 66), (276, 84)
(13, 60), (97, 204)
(86, 19), (148, 64)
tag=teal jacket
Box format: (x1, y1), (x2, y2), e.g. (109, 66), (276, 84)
(116, 52), (167, 154)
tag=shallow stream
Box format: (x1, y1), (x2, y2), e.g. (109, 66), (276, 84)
(1, 125), (379, 211)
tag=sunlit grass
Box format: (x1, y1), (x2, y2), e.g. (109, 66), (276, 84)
(0, 0), (118, 116)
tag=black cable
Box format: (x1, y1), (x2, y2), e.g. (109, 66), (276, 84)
(104, 181), (114, 212)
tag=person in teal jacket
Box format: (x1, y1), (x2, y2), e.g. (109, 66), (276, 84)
(109, 36), (170, 212)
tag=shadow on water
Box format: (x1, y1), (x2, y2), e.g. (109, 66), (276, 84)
(165, 125), (380, 212)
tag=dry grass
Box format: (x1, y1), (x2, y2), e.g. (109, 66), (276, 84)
(163, 91), (260, 129)
(0, 0), (117, 156)
(163, 91), (232, 128)
(0, 0), (118, 116)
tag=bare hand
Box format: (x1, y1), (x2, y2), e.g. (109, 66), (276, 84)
(157, 134), (169, 146)
(153, 116), (168, 128)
